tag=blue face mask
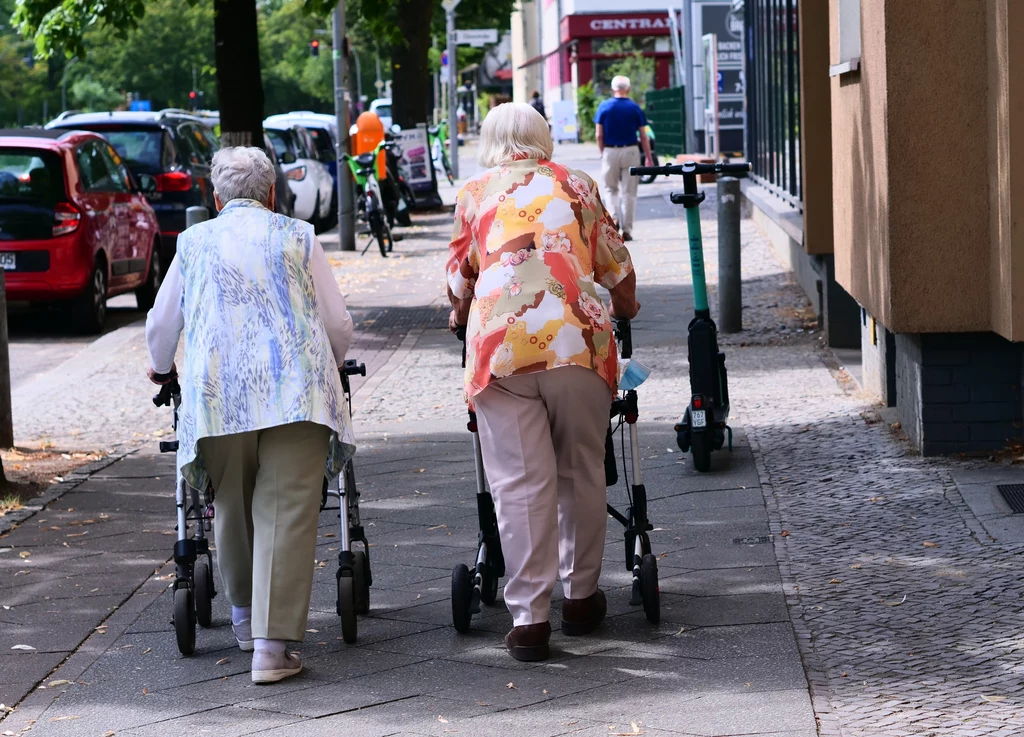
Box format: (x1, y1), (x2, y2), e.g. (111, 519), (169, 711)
(618, 359), (652, 391)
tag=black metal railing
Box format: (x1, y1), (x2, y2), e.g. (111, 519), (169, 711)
(745, 0), (802, 208)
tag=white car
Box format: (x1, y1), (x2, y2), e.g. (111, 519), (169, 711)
(370, 99), (392, 130)
(263, 121), (333, 230)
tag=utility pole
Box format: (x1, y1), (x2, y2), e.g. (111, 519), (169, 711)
(443, 0), (461, 180)
(682, 0), (697, 153)
(333, 2), (355, 251)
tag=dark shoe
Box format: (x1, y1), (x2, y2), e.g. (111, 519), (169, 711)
(504, 622), (551, 662)
(561, 590), (607, 636)
(622, 232), (633, 242)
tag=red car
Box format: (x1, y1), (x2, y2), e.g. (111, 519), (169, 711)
(0, 128), (161, 333)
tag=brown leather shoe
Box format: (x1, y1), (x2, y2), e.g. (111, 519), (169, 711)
(561, 590), (607, 636)
(622, 232), (633, 242)
(504, 622), (551, 662)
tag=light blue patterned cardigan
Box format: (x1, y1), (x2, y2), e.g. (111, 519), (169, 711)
(176, 199), (354, 489)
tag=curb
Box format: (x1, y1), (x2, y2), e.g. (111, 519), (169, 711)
(0, 449), (136, 536)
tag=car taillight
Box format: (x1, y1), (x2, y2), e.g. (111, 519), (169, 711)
(285, 166), (307, 181)
(155, 171), (193, 192)
(53, 202), (81, 237)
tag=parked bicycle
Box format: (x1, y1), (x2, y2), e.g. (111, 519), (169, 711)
(343, 140), (396, 258)
(428, 119), (455, 186)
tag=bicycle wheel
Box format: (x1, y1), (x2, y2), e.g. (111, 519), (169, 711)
(369, 210), (388, 258)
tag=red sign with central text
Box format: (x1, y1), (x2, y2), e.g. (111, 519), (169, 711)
(561, 12), (673, 41)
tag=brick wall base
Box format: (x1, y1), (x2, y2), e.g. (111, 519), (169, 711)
(893, 331), (1023, 455)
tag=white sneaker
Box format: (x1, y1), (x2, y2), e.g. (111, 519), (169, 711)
(252, 650), (302, 684)
(232, 619), (254, 652)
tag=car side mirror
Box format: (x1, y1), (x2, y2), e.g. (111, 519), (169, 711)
(137, 173), (158, 194)
(281, 152), (296, 165)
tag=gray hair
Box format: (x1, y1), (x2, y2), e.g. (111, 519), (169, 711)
(611, 75), (631, 92)
(211, 146), (275, 204)
(477, 102), (554, 168)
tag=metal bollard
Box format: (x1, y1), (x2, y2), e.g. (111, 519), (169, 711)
(185, 206), (210, 230)
(717, 176), (742, 333)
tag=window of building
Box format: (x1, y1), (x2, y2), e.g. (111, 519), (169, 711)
(831, 0), (861, 76)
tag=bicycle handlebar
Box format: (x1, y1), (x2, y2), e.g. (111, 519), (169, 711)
(629, 161), (751, 178)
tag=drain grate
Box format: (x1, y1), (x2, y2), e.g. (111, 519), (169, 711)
(997, 484), (1024, 514)
(356, 306), (449, 332)
(732, 535), (773, 545)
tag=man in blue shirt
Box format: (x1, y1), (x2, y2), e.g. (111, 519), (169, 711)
(594, 75), (653, 241)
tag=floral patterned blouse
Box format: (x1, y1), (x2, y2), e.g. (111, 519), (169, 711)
(447, 158), (634, 398)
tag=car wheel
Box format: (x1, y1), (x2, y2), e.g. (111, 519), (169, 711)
(73, 260), (107, 335)
(135, 245), (162, 311)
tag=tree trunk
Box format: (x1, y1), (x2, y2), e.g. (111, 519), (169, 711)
(390, 0), (434, 129)
(214, 0), (265, 148)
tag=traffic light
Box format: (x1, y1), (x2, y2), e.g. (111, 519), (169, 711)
(189, 91), (197, 101)
(310, 39), (320, 57)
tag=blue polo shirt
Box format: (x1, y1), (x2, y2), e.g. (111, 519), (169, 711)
(594, 97), (647, 146)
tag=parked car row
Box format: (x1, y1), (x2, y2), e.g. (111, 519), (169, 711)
(0, 107), (392, 333)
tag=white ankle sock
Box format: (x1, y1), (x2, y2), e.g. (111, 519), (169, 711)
(231, 606), (252, 626)
(254, 638), (287, 655)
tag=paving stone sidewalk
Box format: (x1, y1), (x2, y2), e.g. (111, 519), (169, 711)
(2, 153), (1021, 736)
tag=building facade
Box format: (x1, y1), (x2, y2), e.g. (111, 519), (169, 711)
(511, 0), (743, 151)
(742, 0), (1024, 455)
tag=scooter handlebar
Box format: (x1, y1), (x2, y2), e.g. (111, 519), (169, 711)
(629, 161), (752, 178)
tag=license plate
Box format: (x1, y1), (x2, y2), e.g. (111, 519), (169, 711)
(691, 409), (707, 429)
(0, 253), (15, 270)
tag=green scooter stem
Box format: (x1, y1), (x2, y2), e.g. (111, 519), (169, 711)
(685, 206), (710, 314)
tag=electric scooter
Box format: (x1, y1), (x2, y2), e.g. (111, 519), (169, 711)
(629, 160), (751, 472)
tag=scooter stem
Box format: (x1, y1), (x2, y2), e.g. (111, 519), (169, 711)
(685, 206), (710, 314)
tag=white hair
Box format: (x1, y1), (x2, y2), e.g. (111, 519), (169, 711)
(611, 75), (631, 92)
(477, 102), (554, 169)
(211, 146), (275, 204)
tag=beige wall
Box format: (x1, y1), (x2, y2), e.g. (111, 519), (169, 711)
(798, 0), (834, 256)
(987, 0), (1024, 341)
(831, 0), (997, 335)
(831, 0), (892, 326)
(511, 1), (542, 105)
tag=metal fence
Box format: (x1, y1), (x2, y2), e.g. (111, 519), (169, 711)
(645, 87), (686, 159)
(745, 0), (802, 208)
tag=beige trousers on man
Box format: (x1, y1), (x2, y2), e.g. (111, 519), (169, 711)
(600, 145), (641, 235)
(474, 366), (613, 627)
(198, 421), (330, 642)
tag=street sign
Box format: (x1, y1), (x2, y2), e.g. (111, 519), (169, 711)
(441, 0), (461, 10)
(455, 29), (498, 47)
(441, 50), (448, 67)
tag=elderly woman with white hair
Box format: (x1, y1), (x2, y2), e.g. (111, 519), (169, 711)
(447, 102), (639, 661)
(145, 146), (353, 684)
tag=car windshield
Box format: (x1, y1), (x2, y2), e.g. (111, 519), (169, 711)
(373, 105), (392, 119)
(77, 127), (165, 174)
(0, 148), (65, 241)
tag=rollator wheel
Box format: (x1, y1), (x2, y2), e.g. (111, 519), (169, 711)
(451, 564), (473, 633)
(690, 432), (712, 473)
(173, 586), (196, 656)
(353, 550), (370, 615)
(640, 554), (660, 625)
(479, 564), (499, 607)
(337, 575), (358, 644)
(194, 557), (214, 628)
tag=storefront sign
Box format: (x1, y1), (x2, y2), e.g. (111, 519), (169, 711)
(562, 12), (672, 40)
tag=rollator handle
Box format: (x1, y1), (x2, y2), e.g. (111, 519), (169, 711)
(454, 326), (468, 368)
(614, 319), (633, 360)
(343, 359), (367, 377)
(152, 378), (181, 407)
(629, 161), (751, 178)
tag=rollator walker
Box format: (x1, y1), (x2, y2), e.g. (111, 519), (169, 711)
(450, 319), (660, 631)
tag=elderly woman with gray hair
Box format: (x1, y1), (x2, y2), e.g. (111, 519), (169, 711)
(145, 146), (353, 684)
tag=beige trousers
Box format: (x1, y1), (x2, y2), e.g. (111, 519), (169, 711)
(600, 146), (641, 234)
(474, 366), (613, 626)
(198, 421), (331, 642)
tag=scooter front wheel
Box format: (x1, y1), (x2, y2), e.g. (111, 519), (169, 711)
(691, 432), (712, 472)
